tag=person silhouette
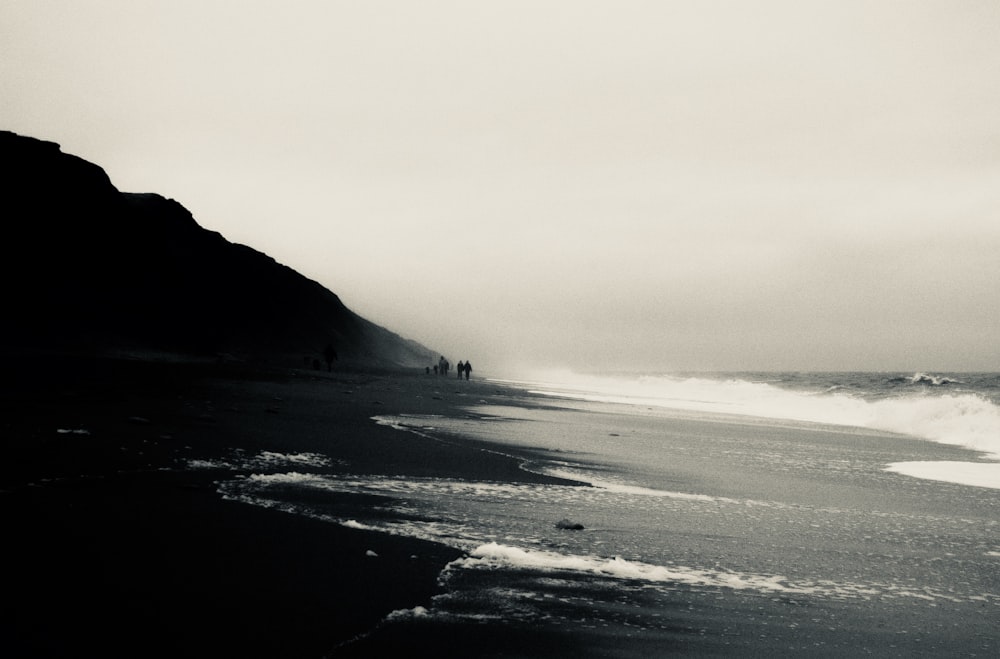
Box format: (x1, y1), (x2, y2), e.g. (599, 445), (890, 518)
(457, 361), (464, 379)
(464, 361), (472, 380)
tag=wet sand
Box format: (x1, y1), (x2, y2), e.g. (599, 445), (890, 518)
(338, 398), (1000, 658)
(1, 352), (555, 657)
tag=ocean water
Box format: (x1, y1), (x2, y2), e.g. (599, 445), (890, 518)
(213, 372), (1000, 656)
(499, 370), (1000, 488)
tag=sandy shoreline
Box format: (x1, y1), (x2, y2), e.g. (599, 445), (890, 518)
(1, 351), (559, 658)
(6, 352), (997, 658)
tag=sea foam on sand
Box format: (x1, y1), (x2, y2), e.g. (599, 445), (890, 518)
(448, 543), (979, 602)
(886, 461), (1000, 490)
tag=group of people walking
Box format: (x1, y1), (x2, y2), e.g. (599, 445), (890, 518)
(430, 356), (472, 380)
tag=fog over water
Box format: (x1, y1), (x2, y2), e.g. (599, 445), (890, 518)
(4, 1), (999, 372)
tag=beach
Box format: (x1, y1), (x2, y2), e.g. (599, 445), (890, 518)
(4, 353), (998, 657)
(1, 352), (553, 657)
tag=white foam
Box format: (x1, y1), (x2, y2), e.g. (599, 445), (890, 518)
(185, 451), (331, 472)
(245, 471), (327, 485)
(496, 372), (1000, 492)
(386, 605), (430, 621)
(510, 372), (1000, 461)
(541, 467), (733, 503)
(886, 461), (1000, 490)
(452, 542), (993, 604)
(255, 472), (558, 501)
(186, 458), (233, 470)
(254, 451), (331, 468)
(341, 519), (373, 530)
(463, 542), (806, 592)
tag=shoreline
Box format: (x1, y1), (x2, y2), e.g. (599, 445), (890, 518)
(6, 352), (997, 657)
(482, 375), (1000, 491)
(1, 351), (551, 657)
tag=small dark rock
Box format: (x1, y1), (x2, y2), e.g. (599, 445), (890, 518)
(556, 519), (585, 531)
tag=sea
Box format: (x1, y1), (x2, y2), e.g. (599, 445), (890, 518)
(216, 371), (1000, 656)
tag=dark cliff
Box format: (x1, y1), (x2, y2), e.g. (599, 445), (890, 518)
(1, 131), (436, 367)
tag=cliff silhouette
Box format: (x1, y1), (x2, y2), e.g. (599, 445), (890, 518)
(1, 131), (436, 367)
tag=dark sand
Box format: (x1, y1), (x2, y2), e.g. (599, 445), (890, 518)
(1, 351), (562, 658)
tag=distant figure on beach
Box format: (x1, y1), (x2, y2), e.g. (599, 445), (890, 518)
(457, 361), (464, 379)
(323, 344), (338, 372)
(426, 366), (431, 375)
(464, 361), (472, 380)
(433, 365), (439, 375)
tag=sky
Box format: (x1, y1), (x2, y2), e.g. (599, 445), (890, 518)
(3, 1), (999, 373)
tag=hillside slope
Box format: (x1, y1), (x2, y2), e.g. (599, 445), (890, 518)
(1, 131), (436, 367)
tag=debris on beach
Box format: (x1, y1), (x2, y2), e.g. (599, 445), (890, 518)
(555, 518), (585, 530)
(365, 549), (379, 558)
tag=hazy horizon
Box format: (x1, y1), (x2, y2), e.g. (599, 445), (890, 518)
(4, 1), (999, 373)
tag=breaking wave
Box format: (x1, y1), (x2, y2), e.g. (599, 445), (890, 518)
(502, 371), (1000, 460)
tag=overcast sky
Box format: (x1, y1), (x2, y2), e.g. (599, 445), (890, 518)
(3, 1), (999, 373)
